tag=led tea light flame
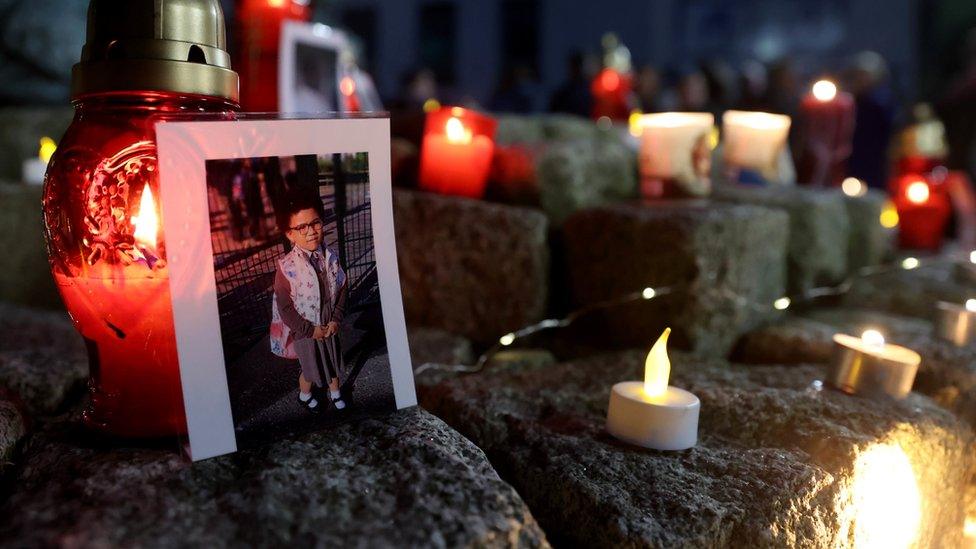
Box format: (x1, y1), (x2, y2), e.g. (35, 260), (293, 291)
(841, 177), (866, 197)
(773, 297), (791, 310)
(970, 250), (976, 264)
(641, 287), (656, 300)
(861, 329), (885, 349)
(850, 443), (921, 549)
(643, 328), (671, 399)
(606, 328), (700, 450)
(445, 117), (473, 145)
(811, 79), (838, 102)
(499, 333), (516, 346)
(905, 180), (930, 204)
(901, 257), (920, 270)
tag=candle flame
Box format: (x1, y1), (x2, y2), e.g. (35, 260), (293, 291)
(445, 116), (472, 145)
(905, 180), (930, 204)
(340, 76), (356, 97)
(862, 329), (885, 348)
(644, 328), (671, 398)
(132, 185), (159, 249)
(841, 177), (866, 197)
(599, 69), (620, 92)
(812, 79), (838, 102)
(38, 137), (56, 163)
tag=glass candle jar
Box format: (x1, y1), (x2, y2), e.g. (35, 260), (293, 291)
(44, 0), (241, 438)
(44, 92), (238, 437)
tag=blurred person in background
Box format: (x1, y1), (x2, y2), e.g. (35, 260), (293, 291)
(676, 68), (710, 112)
(549, 51), (594, 116)
(635, 64), (665, 113)
(491, 64), (536, 114)
(939, 28), (976, 181)
(846, 51), (896, 189)
(738, 59), (769, 111)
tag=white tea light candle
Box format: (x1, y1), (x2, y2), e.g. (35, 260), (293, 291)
(935, 300), (976, 347)
(722, 110), (791, 182)
(829, 330), (921, 399)
(606, 328), (700, 450)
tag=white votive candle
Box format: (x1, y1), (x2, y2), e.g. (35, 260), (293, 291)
(722, 110), (791, 181)
(638, 112), (714, 198)
(606, 328), (700, 450)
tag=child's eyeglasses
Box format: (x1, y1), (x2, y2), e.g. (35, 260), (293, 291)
(289, 219), (323, 234)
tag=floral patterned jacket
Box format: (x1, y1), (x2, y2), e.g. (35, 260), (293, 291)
(270, 245), (346, 359)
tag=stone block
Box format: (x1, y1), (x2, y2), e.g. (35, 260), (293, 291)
(495, 114), (608, 147)
(0, 107), (74, 181)
(0, 397), (27, 474)
(712, 184), (850, 293)
(421, 350), (974, 548)
(536, 137), (638, 226)
(844, 189), (895, 273)
(562, 201), (789, 357)
(0, 185), (61, 309)
(0, 303), (86, 416)
(409, 327), (474, 368)
(394, 190), (549, 345)
(0, 407), (548, 548)
(736, 308), (976, 427)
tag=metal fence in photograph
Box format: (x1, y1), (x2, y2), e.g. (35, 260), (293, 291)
(207, 153), (377, 362)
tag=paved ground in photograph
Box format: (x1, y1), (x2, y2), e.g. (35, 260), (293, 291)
(224, 302), (396, 449)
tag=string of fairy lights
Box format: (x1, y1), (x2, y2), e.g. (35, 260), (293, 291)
(412, 252), (966, 377)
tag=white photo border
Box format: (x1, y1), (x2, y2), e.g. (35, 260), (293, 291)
(279, 21), (350, 113)
(155, 116), (416, 461)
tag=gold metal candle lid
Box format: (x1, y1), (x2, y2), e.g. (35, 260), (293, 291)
(71, 0), (239, 102)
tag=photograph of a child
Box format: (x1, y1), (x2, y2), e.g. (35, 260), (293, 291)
(204, 152), (394, 448)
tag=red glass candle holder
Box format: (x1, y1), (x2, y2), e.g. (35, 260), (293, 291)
(591, 68), (633, 121)
(418, 107), (497, 198)
(47, 0), (240, 439)
(235, 0), (313, 111)
(44, 92), (238, 438)
(890, 158), (951, 250)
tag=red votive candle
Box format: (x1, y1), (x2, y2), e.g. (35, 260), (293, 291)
(591, 68), (633, 121)
(797, 79), (856, 186)
(235, 0), (312, 111)
(418, 107), (497, 198)
(890, 160), (951, 250)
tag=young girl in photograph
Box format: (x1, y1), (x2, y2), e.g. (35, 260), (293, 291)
(270, 194), (348, 412)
